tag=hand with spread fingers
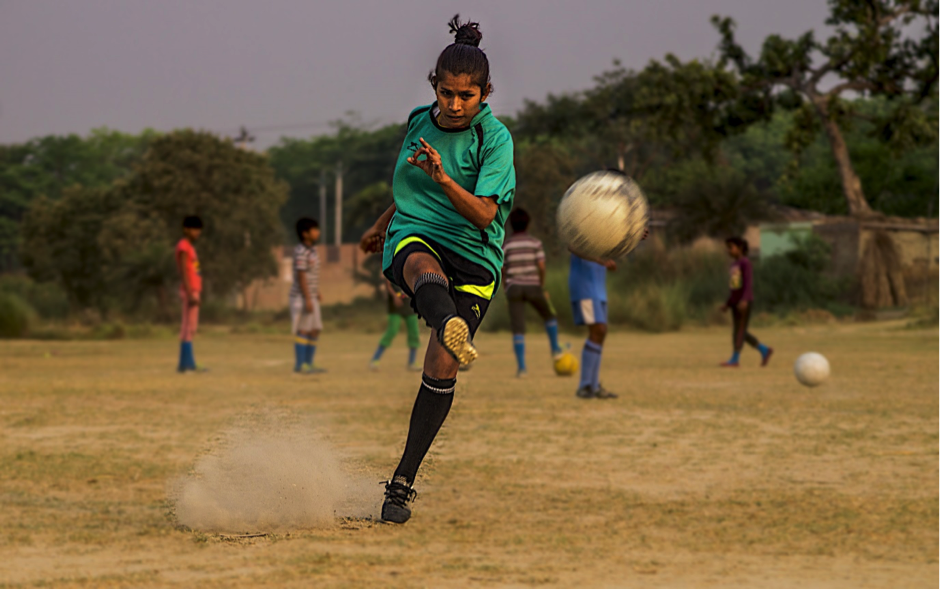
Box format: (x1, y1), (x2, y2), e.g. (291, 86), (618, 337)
(407, 138), (450, 184)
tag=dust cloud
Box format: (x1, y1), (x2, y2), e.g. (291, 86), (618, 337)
(170, 410), (380, 533)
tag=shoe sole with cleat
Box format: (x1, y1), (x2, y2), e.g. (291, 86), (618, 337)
(441, 317), (477, 367)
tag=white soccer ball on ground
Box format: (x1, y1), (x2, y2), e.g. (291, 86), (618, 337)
(556, 170), (649, 260)
(794, 352), (830, 387)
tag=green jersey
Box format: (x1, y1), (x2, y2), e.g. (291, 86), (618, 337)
(383, 102), (516, 295)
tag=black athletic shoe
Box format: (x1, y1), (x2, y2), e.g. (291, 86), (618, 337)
(595, 384), (618, 399)
(381, 476), (417, 524)
(438, 315), (478, 367)
(576, 385), (596, 399)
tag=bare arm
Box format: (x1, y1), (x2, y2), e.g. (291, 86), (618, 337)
(537, 259), (547, 288)
(409, 137), (498, 230)
(298, 269), (313, 312)
(438, 178), (498, 230)
(360, 203), (397, 254)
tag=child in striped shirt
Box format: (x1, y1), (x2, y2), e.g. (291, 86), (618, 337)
(290, 218), (325, 373)
(502, 208), (563, 377)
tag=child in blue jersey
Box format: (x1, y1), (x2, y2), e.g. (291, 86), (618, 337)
(359, 16), (515, 524)
(569, 254), (618, 399)
(569, 227), (648, 399)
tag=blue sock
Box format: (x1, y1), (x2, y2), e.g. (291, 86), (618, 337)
(294, 337), (306, 371)
(729, 350), (741, 364)
(187, 342), (197, 370)
(372, 344), (386, 362)
(512, 334), (526, 371)
(178, 342), (188, 372)
(408, 347), (418, 366)
(545, 319), (561, 354)
(305, 338), (317, 366)
(590, 342), (603, 391)
(757, 343), (769, 356)
(580, 340), (602, 390)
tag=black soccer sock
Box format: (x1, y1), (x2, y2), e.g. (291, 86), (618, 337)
(393, 374), (456, 485)
(412, 273), (456, 330)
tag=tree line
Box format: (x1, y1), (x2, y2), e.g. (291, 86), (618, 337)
(0, 0), (935, 317)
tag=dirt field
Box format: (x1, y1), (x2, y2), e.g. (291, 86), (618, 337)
(1, 322), (937, 588)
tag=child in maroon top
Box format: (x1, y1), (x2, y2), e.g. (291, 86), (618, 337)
(720, 237), (772, 367)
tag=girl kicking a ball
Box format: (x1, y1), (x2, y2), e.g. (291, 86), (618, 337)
(359, 15), (515, 523)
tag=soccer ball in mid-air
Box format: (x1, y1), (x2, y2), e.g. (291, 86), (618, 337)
(553, 352), (578, 376)
(794, 352), (830, 387)
(556, 170), (649, 260)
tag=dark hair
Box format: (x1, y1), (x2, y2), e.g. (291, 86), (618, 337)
(428, 15), (491, 95)
(509, 208), (530, 233)
(725, 236), (749, 255)
(183, 215), (203, 229)
(296, 217), (319, 241)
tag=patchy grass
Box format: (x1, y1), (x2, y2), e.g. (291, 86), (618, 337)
(0, 322), (936, 587)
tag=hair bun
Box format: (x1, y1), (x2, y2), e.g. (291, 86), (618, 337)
(448, 14), (482, 47)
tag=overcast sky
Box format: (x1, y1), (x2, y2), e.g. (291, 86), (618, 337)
(0, 0), (831, 147)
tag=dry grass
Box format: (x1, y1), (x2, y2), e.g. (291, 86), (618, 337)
(0, 321), (937, 588)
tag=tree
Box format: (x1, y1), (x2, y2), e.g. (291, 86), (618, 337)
(712, 0), (938, 216)
(20, 130), (289, 316)
(20, 186), (124, 313)
(511, 140), (579, 251)
(268, 117), (406, 244)
(662, 161), (774, 243)
(96, 200), (177, 320)
(0, 128), (155, 270)
(130, 130), (290, 299)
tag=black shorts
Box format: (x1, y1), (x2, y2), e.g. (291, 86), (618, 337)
(386, 235), (497, 337)
(506, 284), (556, 334)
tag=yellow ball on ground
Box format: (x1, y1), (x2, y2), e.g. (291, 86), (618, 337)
(553, 352), (578, 376)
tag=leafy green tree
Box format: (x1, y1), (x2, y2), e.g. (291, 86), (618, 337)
(345, 181), (394, 237)
(20, 186), (123, 313)
(511, 140), (578, 251)
(0, 128), (155, 270)
(96, 201), (177, 319)
(129, 130), (290, 299)
(712, 0), (938, 215)
(268, 118), (405, 244)
(648, 160), (774, 243)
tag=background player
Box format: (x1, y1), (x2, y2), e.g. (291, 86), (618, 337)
(720, 236), (773, 367)
(568, 252), (617, 399)
(175, 215), (205, 373)
(290, 218), (325, 374)
(359, 15), (515, 524)
(502, 207), (563, 377)
(370, 277), (423, 372)
(569, 227), (648, 399)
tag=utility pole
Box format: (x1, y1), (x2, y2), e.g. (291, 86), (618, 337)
(334, 161), (343, 246)
(319, 169), (328, 243)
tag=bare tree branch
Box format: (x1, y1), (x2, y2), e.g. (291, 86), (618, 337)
(825, 80), (878, 98)
(878, 3), (912, 27)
